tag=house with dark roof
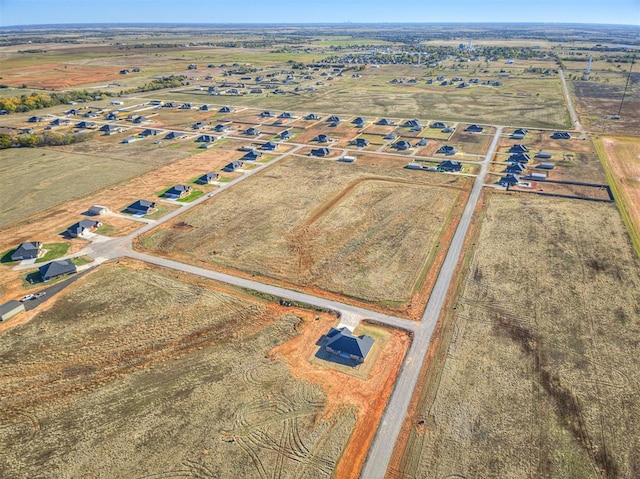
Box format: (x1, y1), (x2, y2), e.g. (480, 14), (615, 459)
(196, 134), (216, 143)
(133, 116), (149, 124)
(465, 124), (483, 133)
(278, 130), (292, 140)
(498, 174), (519, 186)
(100, 124), (122, 135)
(49, 118), (70, 127)
(106, 112), (118, 121)
(313, 134), (331, 143)
(393, 140), (412, 151)
(242, 150), (263, 161)
(442, 126), (454, 133)
(245, 127), (261, 136)
(28, 116), (45, 123)
(126, 199), (157, 216)
(192, 121), (208, 130)
(75, 121), (96, 129)
(377, 118), (395, 126)
(310, 147), (331, 157)
(403, 119), (421, 128)
(198, 172), (219, 184)
(223, 160), (244, 172)
(536, 162), (556, 170)
(438, 160), (462, 172)
(278, 112), (293, 119)
(351, 138), (369, 148)
(259, 111), (273, 118)
(67, 219), (102, 238)
(327, 115), (341, 123)
(510, 144), (529, 153)
(505, 162), (527, 174)
(436, 145), (457, 155)
(508, 153), (531, 163)
(219, 106), (233, 113)
(431, 121), (446, 129)
(261, 141), (278, 151)
(199, 104), (211, 111)
(163, 184), (192, 200)
(10, 242), (42, 261)
(511, 128), (528, 139)
(305, 113), (321, 120)
(324, 327), (374, 363)
(180, 103), (192, 110)
(164, 131), (187, 140)
(140, 129), (159, 138)
(213, 124), (230, 133)
(417, 138), (428, 147)
(352, 117), (366, 127)
(552, 131), (571, 139)
(39, 259), (77, 282)
(535, 151), (552, 159)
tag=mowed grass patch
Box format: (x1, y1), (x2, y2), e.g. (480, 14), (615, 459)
(0, 262), (356, 479)
(139, 157), (464, 306)
(397, 193), (640, 479)
(35, 243), (70, 263)
(0, 148), (148, 228)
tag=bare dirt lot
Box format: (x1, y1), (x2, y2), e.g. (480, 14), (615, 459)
(138, 157), (467, 313)
(391, 192), (640, 479)
(0, 260), (408, 479)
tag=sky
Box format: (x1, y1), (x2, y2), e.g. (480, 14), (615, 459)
(0, 0), (639, 27)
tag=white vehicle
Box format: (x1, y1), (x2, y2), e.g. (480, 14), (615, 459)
(20, 294), (35, 302)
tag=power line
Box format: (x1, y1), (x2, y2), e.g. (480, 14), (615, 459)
(617, 54), (635, 118)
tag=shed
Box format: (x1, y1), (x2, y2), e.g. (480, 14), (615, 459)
(11, 242), (42, 261)
(88, 205), (109, 216)
(536, 162), (556, 170)
(39, 259), (77, 282)
(535, 151), (552, 159)
(524, 172), (547, 181)
(0, 300), (25, 322)
(122, 137), (137, 144)
(325, 327), (374, 363)
(338, 156), (357, 163)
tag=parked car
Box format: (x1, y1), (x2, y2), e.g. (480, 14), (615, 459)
(34, 291), (47, 299)
(20, 294), (35, 302)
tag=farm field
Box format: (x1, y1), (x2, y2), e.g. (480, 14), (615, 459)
(391, 193), (640, 479)
(0, 260), (408, 479)
(138, 157), (468, 315)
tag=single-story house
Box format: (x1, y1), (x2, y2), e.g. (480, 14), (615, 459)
(511, 128), (528, 139)
(536, 162), (556, 170)
(198, 172), (219, 184)
(351, 138), (369, 148)
(508, 153), (531, 163)
(75, 121), (96, 129)
(180, 103), (192, 110)
(465, 124), (484, 133)
(223, 160), (244, 172)
(384, 132), (398, 140)
(219, 106), (233, 113)
(163, 184), (192, 199)
(213, 124), (230, 133)
(261, 141), (278, 151)
(498, 174), (520, 186)
(106, 112), (118, 121)
(403, 119), (421, 128)
(192, 121), (208, 130)
(417, 138), (428, 147)
(393, 140), (412, 151)
(431, 121), (446, 129)
(377, 118), (395, 126)
(100, 124), (121, 135)
(278, 130), (292, 140)
(313, 134), (331, 143)
(324, 327), (374, 363)
(552, 131), (571, 139)
(133, 116), (149, 124)
(199, 105), (211, 111)
(327, 115), (341, 123)
(67, 219), (102, 238)
(278, 112), (293, 118)
(436, 145), (457, 155)
(140, 129), (159, 137)
(242, 150), (263, 161)
(39, 259), (77, 282)
(310, 147), (331, 157)
(10, 241), (42, 261)
(535, 151), (552, 159)
(245, 127), (261, 136)
(438, 160), (462, 172)
(0, 300), (25, 322)
(442, 127), (454, 133)
(49, 118), (70, 127)
(352, 117), (366, 126)
(126, 199), (157, 216)
(28, 116), (45, 123)
(305, 113), (321, 120)
(259, 111), (273, 118)
(196, 134), (216, 143)
(505, 162), (527, 174)
(88, 205), (109, 216)
(510, 144), (529, 153)
(164, 131), (187, 140)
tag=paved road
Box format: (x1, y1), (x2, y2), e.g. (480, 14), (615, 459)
(360, 127), (503, 479)
(558, 69), (584, 133)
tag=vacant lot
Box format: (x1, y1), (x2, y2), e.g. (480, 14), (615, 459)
(392, 193), (640, 479)
(139, 157), (465, 311)
(0, 261), (406, 479)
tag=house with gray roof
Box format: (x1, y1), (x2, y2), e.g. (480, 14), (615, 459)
(552, 131), (571, 139)
(510, 144), (529, 153)
(498, 174), (520, 186)
(324, 327), (374, 363)
(100, 124), (122, 135)
(305, 113), (321, 120)
(508, 153), (531, 163)
(10, 242), (42, 261)
(351, 138), (369, 148)
(245, 127), (261, 136)
(310, 147), (331, 157)
(261, 141), (278, 151)
(126, 199), (157, 216)
(223, 160), (244, 172)
(505, 162), (527, 174)
(219, 106), (233, 113)
(438, 160), (462, 172)
(163, 184), (192, 199)
(196, 134), (216, 143)
(313, 134), (332, 143)
(436, 145), (457, 155)
(197, 172), (219, 184)
(67, 219), (102, 238)
(278, 130), (292, 140)
(465, 124), (483, 133)
(393, 140), (412, 151)
(39, 259), (77, 282)
(242, 150), (263, 161)
(164, 131), (187, 140)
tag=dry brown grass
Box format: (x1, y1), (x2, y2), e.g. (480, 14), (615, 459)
(138, 157), (466, 308)
(0, 261), (359, 479)
(393, 192), (640, 479)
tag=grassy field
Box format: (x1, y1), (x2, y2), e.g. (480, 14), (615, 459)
(393, 193), (640, 479)
(0, 261), (358, 478)
(138, 157), (465, 309)
(0, 147), (149, 229)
